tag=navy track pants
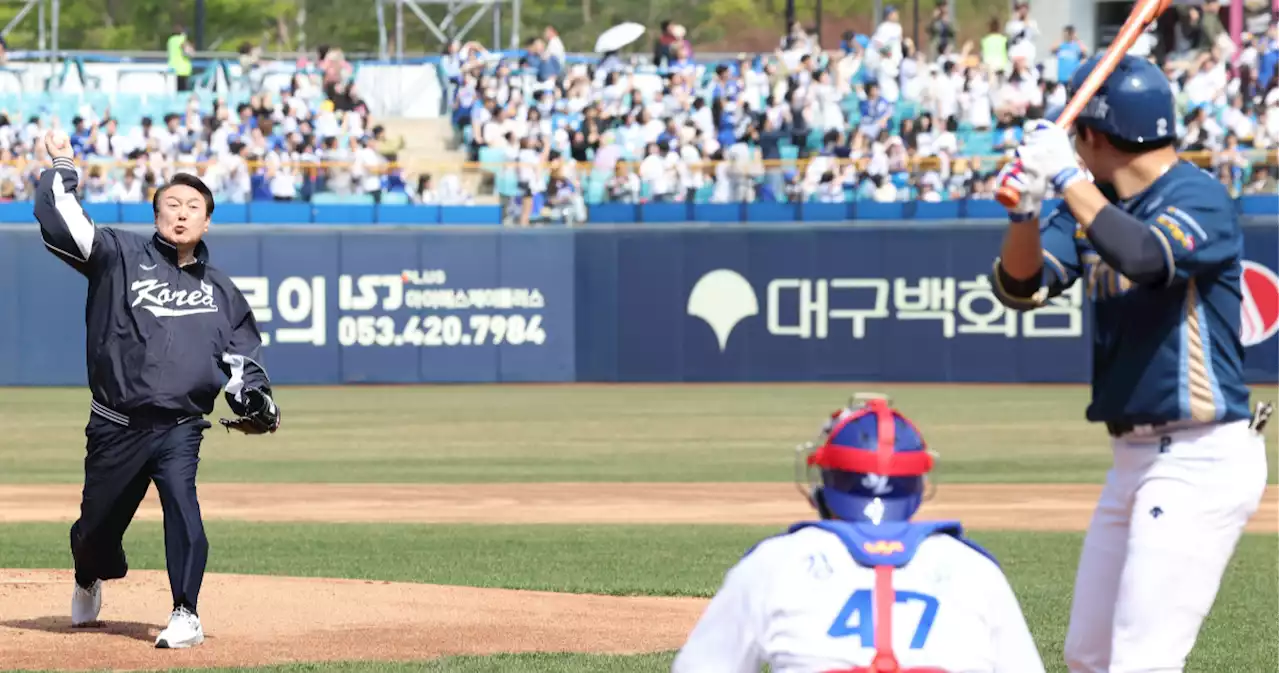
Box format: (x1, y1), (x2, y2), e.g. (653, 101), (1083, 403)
(70, 415), (211, 614)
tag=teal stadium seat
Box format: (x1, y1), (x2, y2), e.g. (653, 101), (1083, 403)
(780, 144), (799, 170)
(893, 100), (920, 127)
(477, 146), (506, 176)
(312, 192), (374, 205)
(310, 192), (345, 205)
(495, 171), (520, 198)
(805, 128), (823, 151)
(694, 183), (715, 203)
(585, 170), (610, 205)
(381, 192), (411, 206)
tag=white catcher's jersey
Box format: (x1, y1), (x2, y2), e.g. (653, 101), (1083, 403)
(672, 526), (1046, 673)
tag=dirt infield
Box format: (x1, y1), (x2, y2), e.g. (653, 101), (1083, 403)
(2, 483), (1277, 532)
(2, 483), (1275, 671)
(0, 569), (705, 672)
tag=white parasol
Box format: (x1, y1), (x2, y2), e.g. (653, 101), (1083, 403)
(594, 22), (647, 53)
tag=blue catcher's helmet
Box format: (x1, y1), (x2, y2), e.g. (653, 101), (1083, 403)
(1068, 53), (1175, 145)
(795, 394), (935, 524)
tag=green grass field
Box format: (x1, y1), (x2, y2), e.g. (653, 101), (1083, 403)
(3, 385), (1277, 484)
(1, 384), (1277, 673)
(1, 523), (1274, 673)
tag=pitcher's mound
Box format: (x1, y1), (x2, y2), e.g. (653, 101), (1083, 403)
(0, 569), (706, 672)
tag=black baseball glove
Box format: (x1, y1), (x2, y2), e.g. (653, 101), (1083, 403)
(219, 388), (281, 435)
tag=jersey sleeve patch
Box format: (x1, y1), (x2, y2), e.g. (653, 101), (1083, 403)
(1154, 213), (1198, 251)
(1164, 206), (1209, 241)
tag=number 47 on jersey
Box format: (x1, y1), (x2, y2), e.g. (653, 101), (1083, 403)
(828, 589), (939, 650)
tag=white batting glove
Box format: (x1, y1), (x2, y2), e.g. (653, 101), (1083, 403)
(996, 161), (1046, 223)
(1017, 120), (1087, 194)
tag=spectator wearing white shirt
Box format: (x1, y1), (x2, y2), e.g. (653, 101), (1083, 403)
(914, 113), (937, 156)
(481, 106), (512, 149)
(220, 141), (253, 203)
(543, 26), (565, 63)
(639, 142), (673, 202)
(932, 115), (960, 157)
(996, 65), (1042, 119)
(918, 172), (943, 202)
(923, 61), (959, 126)
(872, 6), (904, 67)
(1222, 93), (1256, 142)
(108, 168), (146, 203)
(872, 174), (898, 202)
(876, 44), (902, 102)
(1191, 52), (1230, 108)
(1263, 83), (1280, 149)
(678, 140), (706, 202)
(898, 40), (927, 103)
(516, 136), (549, 226)
(960, 67), (994, 130)
(1005, 2), (1039, 65)
(351, 136), (385, 203)
(812, 69), (845, 131)
(412, 174), (437, 204)
(92, 118), (130, 160)
(266, 147), (297, 201)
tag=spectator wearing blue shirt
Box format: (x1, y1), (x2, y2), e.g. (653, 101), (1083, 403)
(858, 82), (892, 139)
(1258, 25), (1278, 92)
(525, 37), (562, 82)
(69, 116), (91, 157)
(711, 65), (741, 104)
(1053, 25), (1088, 84)
(236, 104), (258, 138)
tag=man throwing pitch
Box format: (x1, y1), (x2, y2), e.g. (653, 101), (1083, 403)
(991, 54), (1270, 672)
(35, 130), (281, 649)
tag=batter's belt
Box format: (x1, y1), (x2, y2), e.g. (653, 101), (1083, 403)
(1106, 403), (1273, 439)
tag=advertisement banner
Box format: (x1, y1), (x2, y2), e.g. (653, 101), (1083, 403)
(575, 227), (1090, 383)
(0, 220), (1275, 385)
(0, 229), (576, 385)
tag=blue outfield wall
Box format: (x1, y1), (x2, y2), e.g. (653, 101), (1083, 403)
(0, 195), (1273, 225)
(0, 219), (1276, 386)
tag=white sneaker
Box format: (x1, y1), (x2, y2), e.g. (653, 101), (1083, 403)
(71, 579), (102, 627)
(154, 606), (204, 649)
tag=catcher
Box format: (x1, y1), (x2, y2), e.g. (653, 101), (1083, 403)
(33, 129), (281, 650)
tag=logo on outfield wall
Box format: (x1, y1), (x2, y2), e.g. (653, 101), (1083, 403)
(688, 270), (758, 352)
(686, 268), (1087, 350)
(1240, 261), (1280, 347)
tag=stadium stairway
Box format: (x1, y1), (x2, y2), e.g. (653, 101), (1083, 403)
(377, 117), (492, 204)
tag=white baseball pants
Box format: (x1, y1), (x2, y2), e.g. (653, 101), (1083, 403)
(1063, 419), (1268, 673)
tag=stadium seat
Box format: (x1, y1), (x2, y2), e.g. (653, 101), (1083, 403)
(780, 144), (800, 167)
(584, 170), (610, 205)
(693, 183), (715, 203)
(478, 146), (507, 176)
(495, 172), (520, 198)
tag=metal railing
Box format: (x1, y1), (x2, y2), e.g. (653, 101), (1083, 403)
(12, 148), (1267, 180)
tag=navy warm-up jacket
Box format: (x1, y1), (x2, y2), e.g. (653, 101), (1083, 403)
(34, 156), (272, 422)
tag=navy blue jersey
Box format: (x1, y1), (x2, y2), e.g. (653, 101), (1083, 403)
(1003, 161), (1250, 424)
(35, 157), (271, 422)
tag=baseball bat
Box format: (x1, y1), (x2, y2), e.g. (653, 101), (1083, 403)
(995, 0), (1173, 209)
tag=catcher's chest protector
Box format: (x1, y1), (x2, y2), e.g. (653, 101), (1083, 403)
(789, 520), (971, 673)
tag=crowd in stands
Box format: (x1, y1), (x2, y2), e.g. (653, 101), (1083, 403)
(0, 5), (1271, 219)
(0, 44), (464, 207)
(449, 2), (1279, 224)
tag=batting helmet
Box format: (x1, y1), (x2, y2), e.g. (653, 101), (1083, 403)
(795, 394), (934, 524)
(1068, 53), (1175, 145)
